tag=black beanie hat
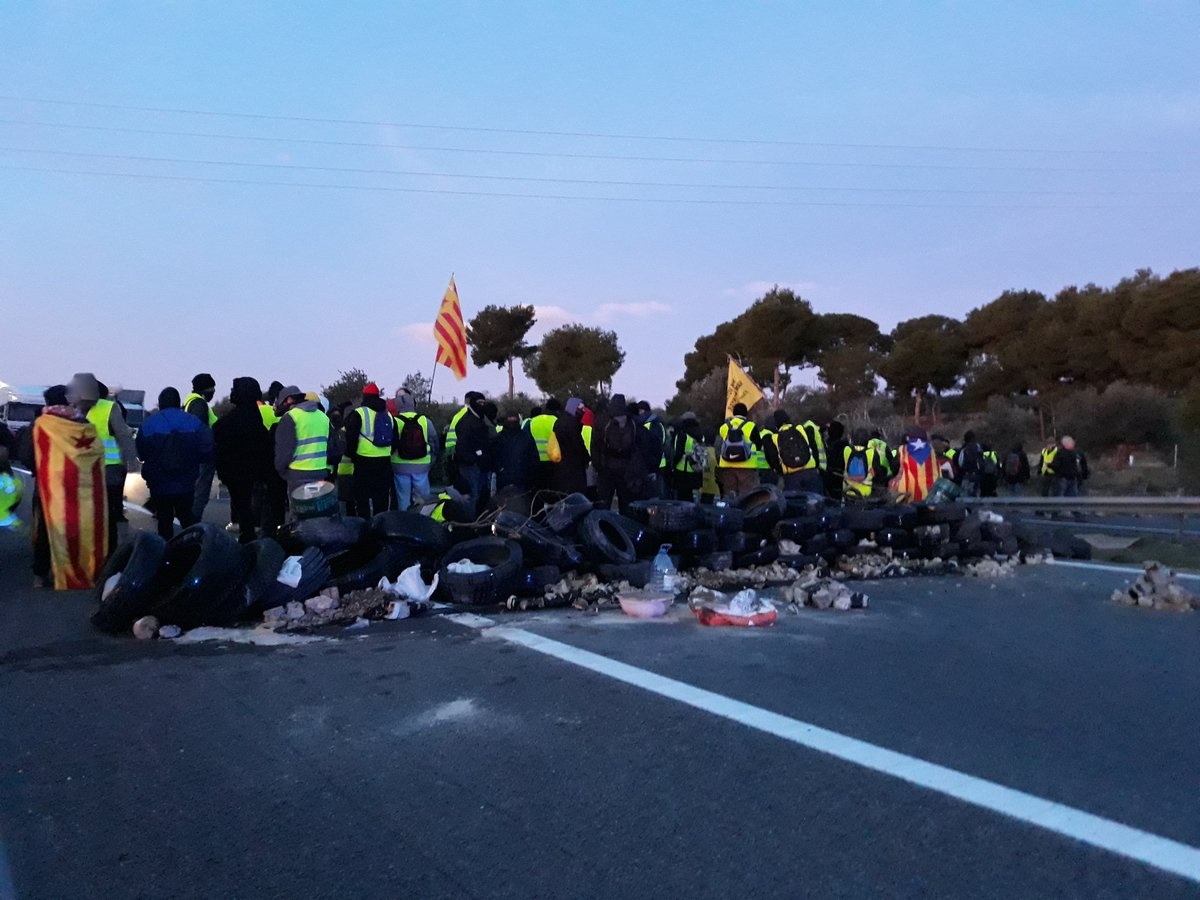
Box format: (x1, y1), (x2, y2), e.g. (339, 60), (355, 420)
(159, 387), (182, 409)
(192, 373), (216, 392)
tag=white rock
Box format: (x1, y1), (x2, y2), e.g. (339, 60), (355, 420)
(285, 601), (306, 620)
(157, 624), (182, 639)
(132, 616), (159, 640)
(305, 595), (338, 615)
(263, 606), (288, 625)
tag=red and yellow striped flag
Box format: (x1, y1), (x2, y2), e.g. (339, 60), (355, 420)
(33, 412), (109, 590)
(433, 276), (468, 381)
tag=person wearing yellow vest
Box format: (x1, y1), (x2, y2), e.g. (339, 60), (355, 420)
(273, 386), (333, 505)
(443, 402), (471, 481)
(635, 400), (670, 498)
(770, 409), (823, 494)
(342, 382), (393, 519)
(842, 429), (881, 500)
(183, 372), (218, 522)
(867, 430), (896, 481)
(524, 400), (562, 491)
(667, 411), (703, 501)
(715, 403), (760, 498)
(391, 387), (440, 512)
(1039, 440), (1059, 497)
(69, 372), (137, 558)
(754, 425), (778, 486)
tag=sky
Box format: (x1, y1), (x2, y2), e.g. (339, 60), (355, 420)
(2, 2), (1198, 407)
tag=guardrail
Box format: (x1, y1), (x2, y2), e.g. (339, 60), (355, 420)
(959, 496), (1200, 516)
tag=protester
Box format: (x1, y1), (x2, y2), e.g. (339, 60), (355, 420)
(823, 421), (849, 500)
(183, 373), (218, 521)
(667, 411), (704, 501)
(451, 391), (493, 516)
(593, 393), (643, 513)
(274, 386), (334, 502)
(888, 427), (939, 502)
(979, 443), (1000, 497)
(343, 383), (393, 518)
(137, 387), (213, 539)
(213, 378), (273, 543)
(956, 430), (984, 497)
(772, 409), (823, 494)
(1050, 435), (1085, 498)
(636, 400), (669, 498)
(842, 428), (881, 500)
(69, 373), (137, 557)
(551, 397), (590, 495)
(715, 403), (760, 498)
(1001, 442), (1031, 495)
(494, 411), (540, 493)
(391, 387), (439, 511)
(0, 447), (23, 531)
(32, 397), (107, 589)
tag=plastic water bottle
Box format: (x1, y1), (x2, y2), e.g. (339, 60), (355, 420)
(652, 544), (677, 594)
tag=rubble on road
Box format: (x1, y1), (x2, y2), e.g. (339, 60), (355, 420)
(1112, 562), (1199, 612)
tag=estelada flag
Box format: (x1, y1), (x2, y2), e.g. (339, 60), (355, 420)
(33, 411), (109, 589)
(726, 358), (765, 418)
(889, 435), (939, 501)
(433, 275), (468, 381)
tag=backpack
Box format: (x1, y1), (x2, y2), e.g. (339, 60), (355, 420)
(776, 426), (811, 471)
(602, 418), (636, 458)
(1004, 452), (1023, 480)
(395, 414), (427, 459)
(158, 429), (191, 477)
(844, 447), (869, 485)
(721, 419), (750, 463)
(366, 409), (394, 449)
(980, 453), (999, 478)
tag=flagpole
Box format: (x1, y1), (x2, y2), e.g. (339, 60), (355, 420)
(429, 358), (438, 405)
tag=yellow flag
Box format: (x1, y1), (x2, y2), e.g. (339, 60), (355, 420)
(726, 358), (765, 418)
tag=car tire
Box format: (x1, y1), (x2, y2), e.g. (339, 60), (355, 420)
(438, 538), (524, 606)
(774, 516), (823, 543)
(145, 524), (248, 629)
(369, 511), (451, 556)
(492, 511), (584, 569)
(91, 531), (167, 634)
(277, 515), (368, 556)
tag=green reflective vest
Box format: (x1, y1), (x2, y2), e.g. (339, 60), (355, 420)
(802, 420), (827, 471)
(184, 392), (217, 427)
(287, 408), (330, 472)
(527, 414), (557, 463)
(356, 407), (393, 458)
(718, 416), (758, 469)
(258, 402), (279, 430)
(444, 406), (468, 457)
(843, 445), (878, 498)
(673, 434), (698, 473)
(85, 399), (122, 467)
(868, 438), (894, 477)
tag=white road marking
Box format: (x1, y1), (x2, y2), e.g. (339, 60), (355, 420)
(1051, 559), (1200, 580)
(449, 614), (1200, 884)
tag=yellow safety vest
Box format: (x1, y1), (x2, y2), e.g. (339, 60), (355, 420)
(868, 438), (893, 477)
(527, 414), (557, 463)
(643, 419), (669, 469)
(701, 447), (719, 495)
(184, 392), (217, 427)
(1040, 447), (1058, 476)
(85, 399), (122, 467)
(444, 406), (468, 457)
(718, 416), (758, 469)
(802, 420), (827, 470)
(258, 402), (278, 430)
(356, 407), (393, 458)
(337, 428), (355, 476)
(391, 414), (433, 466)
(753, 428), (774, 470)
(287, 407), (330, 472)
(842, 445), (878, 497)
(673, 434), (697, 473)
(581, 424), (593, 456)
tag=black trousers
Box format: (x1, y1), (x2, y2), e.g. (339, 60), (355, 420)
(353, 456), (393, 519)
(106, 481), (124, 557)
(227, 478), (258, 544)
(152, 492), (195, 540)
(597, 469), (644, 514)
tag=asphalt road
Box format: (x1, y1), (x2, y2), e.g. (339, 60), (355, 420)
(3, 513), (1200, 899)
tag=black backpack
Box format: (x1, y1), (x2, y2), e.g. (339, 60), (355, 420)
(395, 414), (428, 460)
(602, 418), (636, 458)
(1004, 452), (1023, 480)
(980, 453), (999, 477)
(776, 426), (811, 471)
(721, 419), (750, 464)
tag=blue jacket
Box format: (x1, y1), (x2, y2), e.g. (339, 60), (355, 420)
(136, 408), (213, 496)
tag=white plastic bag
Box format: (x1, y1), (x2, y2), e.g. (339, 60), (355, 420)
(276, 555), (303, 588)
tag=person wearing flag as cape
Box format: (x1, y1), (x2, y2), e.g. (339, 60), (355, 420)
(888, 426), (940, 502)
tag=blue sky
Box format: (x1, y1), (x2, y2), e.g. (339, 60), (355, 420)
(2, 2), (1198, 406)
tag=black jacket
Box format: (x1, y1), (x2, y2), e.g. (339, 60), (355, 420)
(551, 414), (589, 494)
(454, 408), (494, 469)
(494, 423), (539, 491)
(213, 402), (274, 484)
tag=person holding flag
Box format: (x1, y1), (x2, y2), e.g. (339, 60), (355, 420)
(716, 359), (766, 498)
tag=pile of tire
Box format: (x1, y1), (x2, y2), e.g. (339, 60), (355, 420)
(91, 511), (457, 635)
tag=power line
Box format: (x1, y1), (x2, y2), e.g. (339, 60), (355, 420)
(0, 163), (1185, 210)
(0, 118), (1185, 175)
(0, 94), (1138, 156)
(0, 145), (1187, 197)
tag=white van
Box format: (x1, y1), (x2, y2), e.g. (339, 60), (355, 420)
(0, 381), (49, 433)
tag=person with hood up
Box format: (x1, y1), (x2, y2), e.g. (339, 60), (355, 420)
(15, 385), (68, 586)
(452, 391), (493, 516)
(667, 411), (704, 501)
(551, 397), (590, 496)
(391, 387), (440, 511)
(213, 377), (273, 543)
(184, 373), (218, 521)
(137, 387), (214, 539)
(493, 411), (540, 493)
(593, 393), (643, 513)
(771, 409), (823, 494)
(69, 372), (137, 556)
(274, 386), (335, 500)
(635, 400), (669, 498)
(822, 421), (849, 500)
(344, 382), (393, 518)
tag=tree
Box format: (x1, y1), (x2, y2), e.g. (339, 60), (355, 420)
(733, 287), (819, 402)
(466, 304), (537, 400)
(877, 315), (967, 421)
(665, 365), (728, 429)
(523, 324), (625, 405)
(323, 368), (371, 409)
(811, 313), (889, 405)
(401, 371), (433, 406)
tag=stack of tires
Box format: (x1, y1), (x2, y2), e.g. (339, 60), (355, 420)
(91, 511), (457, 634)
